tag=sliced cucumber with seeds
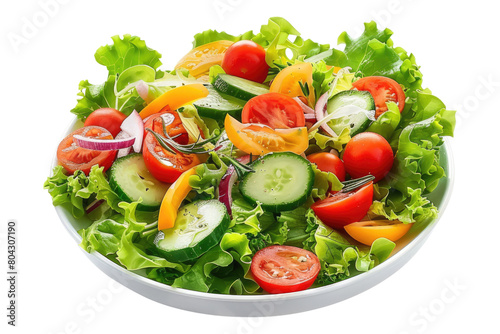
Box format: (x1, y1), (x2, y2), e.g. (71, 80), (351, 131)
(239, 152), (314, 213)
(213, 74), (270, 101)
(152, 200), (230, 262)
(109, 154), (169, 212)
(326, 90), (375, 136)
(194, 85), (245, 120)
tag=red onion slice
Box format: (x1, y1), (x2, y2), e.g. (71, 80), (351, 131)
(304, 113), (317, 120)
(86, 199), (104, 214)
(73, 135), (135, 151)
(293, 97), (315, 114)
(120, 110), (144, 153)
(218, 165), (237, 217)
(115, 131), (133, 158)
(136, 80), (149, 101)
(313, 92), (337, 137)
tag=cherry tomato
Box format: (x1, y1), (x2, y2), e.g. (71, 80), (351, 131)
(307, 152), (346, 182)
(270, 62), (315, 107)
(175, 40), (234, 78)
(251, 245), (320, 294)
(351, 76), (405, 118)
(345, 220), (413, 246)
(241, 93), (305, 129)
(343, 132), (394, 182)
(224, 115), (308, 155)
(221, 40), (269, 83)
(57, 126), (117, 175)
(311, 182), (374, 230)
(83, 108), (127, 137)
(142, 111), (200, 183)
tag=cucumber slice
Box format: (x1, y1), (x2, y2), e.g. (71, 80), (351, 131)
(109, 154), (169, 212)
(326, 90), (375, 136)
(194, 85), (245, 120)
(152, 200), (230, 262)
(239, 152), (314, 212)
(213, 74), (270, 101)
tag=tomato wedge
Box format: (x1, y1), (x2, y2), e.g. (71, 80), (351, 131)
(175, 40), (234, 78)
(270, 62), (315, 107)
(345, 220), (413, 246)
(251, 245), (320, 294)
(311, 182), (374, 230)
(142, 110), (200, 183)
(57, 126), (117, 175)
(351, 76), (405, 118)
(241, 93), (305, 129)
(224, 115), (308, 155)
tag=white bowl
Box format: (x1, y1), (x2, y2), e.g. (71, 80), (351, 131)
(53, 121), (453, 316)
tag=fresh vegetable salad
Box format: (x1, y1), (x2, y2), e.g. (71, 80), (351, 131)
(44, 17), (455, 295)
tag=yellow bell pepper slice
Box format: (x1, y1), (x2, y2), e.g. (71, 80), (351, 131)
(224, 115), (309, 155)
(158, 168), (196, 230)
(139, 84), (208, 120)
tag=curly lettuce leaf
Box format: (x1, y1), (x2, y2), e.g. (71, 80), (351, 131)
(171, 232), (258, 294)
(309, 164), (344, 202)
(252, 17), (329, 67)
(312, 218), (395, 285)
(44, 167), (91, 218)
(43, 165), (124, 218)
(192, 30), (255, 48)
(79, 216), (126, 255)
(70, 75), (144, 120)
(189, 152), (227, 199)
(115, 201), (189, 272)
(367, 102), (401, 140)
(94, 35), (162, 76)
(310, 127), (351, 152)
(369, 92), (455, 224)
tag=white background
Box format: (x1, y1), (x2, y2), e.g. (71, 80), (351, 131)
(1, 0), (499, 333)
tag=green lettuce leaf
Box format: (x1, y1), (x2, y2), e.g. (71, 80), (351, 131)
(189, 152), (228, 199)
(312, 218), (395, 285)
(171, 232), (258, 294)
(115, 201), (189, 272)
(44, 165), (127, 219)
(192, 30), (255, 48)
(94, 35), (162, 75)
(309, 164), (344, 202)
(367, 102), (401, 140)
(79, 216), (126, 255)
(369, 92), (455, 224)
(70, 75), (145, 120)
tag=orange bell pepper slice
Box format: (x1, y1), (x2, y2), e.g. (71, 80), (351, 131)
(139, 84), (208, 120)
(157, 168), (196, 230)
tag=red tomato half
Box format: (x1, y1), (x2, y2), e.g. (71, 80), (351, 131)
(57, 126), (117, 175)
(83, 108), (127, 137)
(307, 152), (346, 182)
(221, 40), (269, 83)
(352, 76), (405, 118)
(251, 245), (320, 294)
(311, 182), (374, 230)
(142, 110), (200, 183)
(241, 93), (305, 129)
(343, 132), (394, 182)
(143, 106), (189, 145)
